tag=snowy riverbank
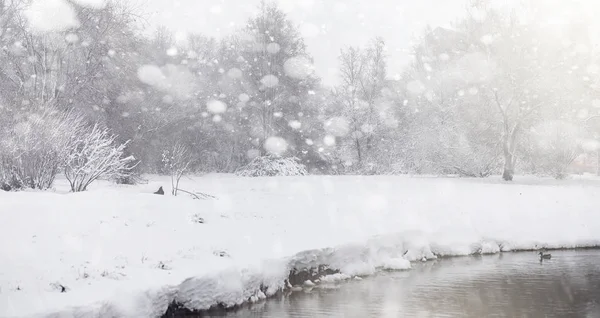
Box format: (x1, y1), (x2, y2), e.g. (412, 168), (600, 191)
(1, 174), (600, 317)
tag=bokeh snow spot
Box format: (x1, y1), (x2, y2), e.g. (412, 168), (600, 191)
(137, 65), (165, 86)
(480, 34), (494, 45)
(207, 100), (227, 114)
(361, 124), (374, 134)
(323, 135), (336, 146)
(289, 120), (302, 129)
(166, 47), (178, 57)
(266, 43), (281, 54)
(238, 93), (250, 102)
(284, 56), (314, 79)
(228, 68), (243, 79)
(264, 136), (288, 155)
(261, 75), (279, 88)
(324, 117), (350, 137)
(25, 0), (80, 33)
(246, 149), (260, 159)
(162, 95), (174, 104)
(65, 33), (79, 44)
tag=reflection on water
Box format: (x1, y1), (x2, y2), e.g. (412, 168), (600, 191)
(208, 250), (600, 317)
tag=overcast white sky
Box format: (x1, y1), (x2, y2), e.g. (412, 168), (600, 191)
(135, 0), (470, 85)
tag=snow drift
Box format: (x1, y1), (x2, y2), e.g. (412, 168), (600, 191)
(1, 175), (600, 317)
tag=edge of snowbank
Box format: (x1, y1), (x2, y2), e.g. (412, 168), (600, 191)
(38, 233), (600, 318)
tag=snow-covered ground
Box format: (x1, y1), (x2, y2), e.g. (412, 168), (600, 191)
(1, 174), (600, 317)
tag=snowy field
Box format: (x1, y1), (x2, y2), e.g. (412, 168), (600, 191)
(2, 174), (600, 317)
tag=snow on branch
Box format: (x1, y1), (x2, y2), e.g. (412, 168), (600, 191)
(64, 124), (135, 192)
(1, 106), (85, 190)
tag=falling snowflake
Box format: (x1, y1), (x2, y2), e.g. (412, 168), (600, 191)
(25, 0), (80, 33)
(323, 135), (336, 146)
(266, 43), (281, 54)
(65, 33), (79, 43)
(239, 93), (250, 102)
(137, 65), (165, 86)
(166, 47), (178, 56)
(264, 136), (288, 155)
(227, 68), (243, 79)
(246, 149), (260, 159)
(261, 74), (279, 88)
(289, 120), (302, 129)
(480, 34), (494, 45)
(284, 56), (314, 80)
(207, 100), (227, 114)
(324, 117), (350, 137)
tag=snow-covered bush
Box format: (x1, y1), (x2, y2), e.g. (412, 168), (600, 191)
(235, 155), (308, 177)
(161, 143), (192, 196)
(0, 107), (84, 190)
(443, 143), (502, 177)
(529, 121), (582, 179)
(64, 124), (135, 192)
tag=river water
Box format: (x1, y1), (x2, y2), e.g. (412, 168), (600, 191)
(206, 249), (600, 317)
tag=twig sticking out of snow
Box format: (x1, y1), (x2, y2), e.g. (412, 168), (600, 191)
(175, 187), (216, 200)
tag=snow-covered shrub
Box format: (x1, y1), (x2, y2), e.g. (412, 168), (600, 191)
(443, 143), (502, 177)
(0, 107), (84, 190)
(64, 124), (135, 192)
(235, 155), (308, 177)
(0, 156), (17, 191)
(161, 143), (192, 195)
(528, 121), (582, 179)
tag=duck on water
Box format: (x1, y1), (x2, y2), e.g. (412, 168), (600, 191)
(539, 251), (552, 260)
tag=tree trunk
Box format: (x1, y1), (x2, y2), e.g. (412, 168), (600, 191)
(597, 149), (600, 176)
(502, 123), (520, 181)
(502, 151), (515, 181)
(355, 138), (362, 164)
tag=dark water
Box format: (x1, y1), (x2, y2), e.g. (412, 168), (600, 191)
(208, 250), (600, 318)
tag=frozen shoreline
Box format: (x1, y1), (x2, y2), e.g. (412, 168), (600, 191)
(1, 174), (600, 317)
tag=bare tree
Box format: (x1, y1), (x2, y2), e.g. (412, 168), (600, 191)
(333, 38), (390, 171)
(161, 143), (191, 196)
(336, 46), (366, 164)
